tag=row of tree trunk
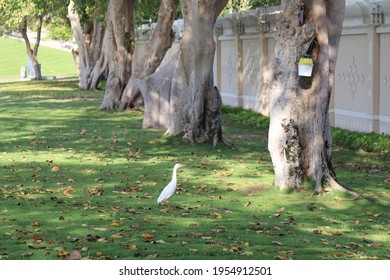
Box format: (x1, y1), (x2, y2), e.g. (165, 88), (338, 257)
(68, 0), (358, 196)
(68, 0), (226, 145)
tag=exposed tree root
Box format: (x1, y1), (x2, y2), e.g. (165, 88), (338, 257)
(313, 176), (363, 199)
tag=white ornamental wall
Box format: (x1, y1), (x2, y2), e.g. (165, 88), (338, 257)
(133, 1), (390, 135)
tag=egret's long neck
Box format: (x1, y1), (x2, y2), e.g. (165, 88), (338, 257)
(172, 167), (178, 182)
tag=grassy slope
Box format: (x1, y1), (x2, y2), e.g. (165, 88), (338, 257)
(0, 79), (389, 260)
(0, 37), (77, 79)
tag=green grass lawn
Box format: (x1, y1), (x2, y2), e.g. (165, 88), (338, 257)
(0, 79), (389, 260)
(0, 37), (77, 79)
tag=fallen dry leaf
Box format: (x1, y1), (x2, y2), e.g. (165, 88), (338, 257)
(69, 250), (81, 260)
(32, 235), (43, 243)
(109, 221), (120, 227)
(141, 233), (154, 239)
(92, 227), (107, 231)
(67, 236), (79, 242)
(121, 244), (137, 250)
(229, 246), (240, 252)
(58, 251), (69, 258)
(214, 212), (223, 219)
(51, 166), (61, 172)
(278, 250), (295, 256)
(328, 252), (343, 258)
(63, 189), (72, 196)
(21, 252), (34, 257)
(191, 232), (204, 238)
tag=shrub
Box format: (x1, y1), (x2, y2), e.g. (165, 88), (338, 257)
(222, 105), (389, 155)
(221, 105), (270, 129)
(332, 128), (390, 155)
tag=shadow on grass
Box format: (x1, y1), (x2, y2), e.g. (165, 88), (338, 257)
(0, 79), (389, 260)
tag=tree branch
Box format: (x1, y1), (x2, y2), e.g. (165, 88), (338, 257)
(20, 17), (33, 57)
(33, 16), (43, 56)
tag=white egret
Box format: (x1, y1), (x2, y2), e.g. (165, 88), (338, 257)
(157, 163), (183, 205)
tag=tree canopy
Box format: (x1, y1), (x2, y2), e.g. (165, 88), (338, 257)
(0, 1), (68, 34)
(0, 0), (67, 79)
(222, 0), (281, 13)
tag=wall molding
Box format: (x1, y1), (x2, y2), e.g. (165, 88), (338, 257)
(332, 109), (390, 123)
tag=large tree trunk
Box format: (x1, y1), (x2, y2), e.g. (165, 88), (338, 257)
(268, 0), (360, 197)
(141, 43), (179, 129)
(173, 0), (227, 145)
(98, 0), (134, 110)
(67, 0), (103, 89)
(118, 0), (179, 110)
(142, 0), (227, 146)
(20, 16), (42, 80)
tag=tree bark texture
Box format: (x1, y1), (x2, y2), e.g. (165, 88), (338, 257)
(142, 0), (227, 145)
(20, 16), (43, 80)
(175, 0), (227, 145)
(98, 0), (134, 110)
(141, 44), (179, 129)
(268, 0), (359, 196)
(67, 0), (103, 89)
(118, 0), (179, 110)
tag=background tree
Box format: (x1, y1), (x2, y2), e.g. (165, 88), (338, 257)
(222, 0), (280, 14)
(67, 0), (107, 89)
(170, 0), (228, 145)
(0, 0), (62, 79)
(251, 0), (280, 8)
(134, 0), (160, 25)
(135, 0), (227, 145)
(96, 0), (135, 109)
(68, 0), (164, 91)
(268, 0), (359, 197)
(224, 0), (251, 12)
(117, 0), (179, 110)
(45, 16), (73, 42)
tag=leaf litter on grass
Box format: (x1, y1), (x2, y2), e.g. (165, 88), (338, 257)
(0, 79), (389, 260)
